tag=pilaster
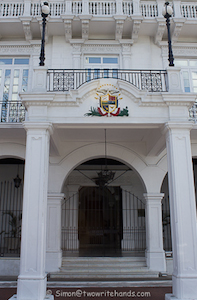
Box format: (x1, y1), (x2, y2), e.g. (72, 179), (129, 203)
(46, 193), (64, 272)
(120, 41), (132, 69)
(71, 43), (83, 69)
(163, 122), (197, 300)
(16, 122), (53, 300)
(64, 185), (80, 250)
(144, 193), (166, 272)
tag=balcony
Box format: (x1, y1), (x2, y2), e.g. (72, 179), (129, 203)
(0, 101), (26, 123)
(47, 69), (168, 92)
(0, 1), (197, 18)
(0, 68), (196, 123)
(0, 1), (197, 41)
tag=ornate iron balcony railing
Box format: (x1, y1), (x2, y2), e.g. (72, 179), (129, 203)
(47, 69), (168, 92)
(0, 101), (26, 123)
(189, 102), (197, 122)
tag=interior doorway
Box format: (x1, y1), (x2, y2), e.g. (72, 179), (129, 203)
(78, 186), (122, 256)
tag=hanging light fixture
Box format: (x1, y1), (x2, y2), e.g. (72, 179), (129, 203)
(13, 165), (22, 188)
(94, 129), (115, 187)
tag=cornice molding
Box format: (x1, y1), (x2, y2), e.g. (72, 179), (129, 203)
(161, 44), (197, 57)
(82, 44), (121, 54)
(0, 44), (40, 55)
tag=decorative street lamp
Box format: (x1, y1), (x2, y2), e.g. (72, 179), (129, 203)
(162, 2), (174, 67)
(39, 2), (50, 66)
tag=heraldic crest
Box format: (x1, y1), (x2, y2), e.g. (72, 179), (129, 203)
(85, 83), (129, 117)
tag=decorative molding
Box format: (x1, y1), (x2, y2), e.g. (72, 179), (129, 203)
(82, 44), (121, 54)
(82, 20), (89, 40)
(121, 44), (132, 54)
(132, 18), (142, 42)
(172, 21), (185, 43)
(161, 45), (197, 57)
(64, 20), (72, 42)
(154, 21), (166, 45)
(115, 20), (124, 40)
(72, 44), (82, 53)
(22, 21), (32, 41)
(0, 44), (40, 55)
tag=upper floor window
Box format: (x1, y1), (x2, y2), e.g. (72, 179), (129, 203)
(84, 56), (119, 80)
(0, 57), (29, 122)
(175, 59), (197, 92)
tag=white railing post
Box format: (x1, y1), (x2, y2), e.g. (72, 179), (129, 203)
(172, 0), (182, 18)
(116, 0), (123, 15)
(24, 0), (31, 16)
(157, 0), (164, 17)
(82, 0), (89, 15)
(167, 67), (182, 93)
(133, 0), (141, 16)
(32, 67), (48, 93)
(65, 0), (72, 15)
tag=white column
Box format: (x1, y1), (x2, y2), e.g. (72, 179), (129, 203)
(46, 193), (64, 272)
(144, 193), (166, 272)
(164, 122), (197, 300)
(64, 185), (80, 250)
(16, 122), (53, 300)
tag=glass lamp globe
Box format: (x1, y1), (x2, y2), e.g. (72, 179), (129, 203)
(41, 2), (50, 15)
(162, 3), (173, 17)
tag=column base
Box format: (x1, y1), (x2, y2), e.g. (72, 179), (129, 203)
(170, 274), (197, 300)
(16, 275), (47, 300)
(146, 250), (166, 272)
(165, 294), (197, 300)
(9, 295), (54, 300)
(46, 250), (62, 272)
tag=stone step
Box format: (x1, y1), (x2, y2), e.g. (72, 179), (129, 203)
(49, 256), (159, 280)
(50, 272), (159, 280)
(61, 257), (146, 264)
(60, 257), (147, 271)
(59, 267), (149, 273)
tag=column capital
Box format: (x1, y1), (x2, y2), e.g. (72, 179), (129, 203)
(162, 121), (193, 135)
(48, 193), (64, 201)
(23, 121), (54, 135)
(143, 193), (164, 201)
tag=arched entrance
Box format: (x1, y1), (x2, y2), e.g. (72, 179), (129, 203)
(61, 158), (146, 257)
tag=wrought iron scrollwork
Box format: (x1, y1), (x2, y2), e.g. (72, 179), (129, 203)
(0, 101), (25, 123)
(141, 71), (163, 92)
(48, 69), (167, 92)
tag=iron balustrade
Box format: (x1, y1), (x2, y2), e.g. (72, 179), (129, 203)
(0, 180), (23, 257)
(0, 101), (26, 123)
(47, 69), (168, 92)
(189, 102), (197, 122)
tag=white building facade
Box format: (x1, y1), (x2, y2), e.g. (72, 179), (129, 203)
(0, 1), (197, 300)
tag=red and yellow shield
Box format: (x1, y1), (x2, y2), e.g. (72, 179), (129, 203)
(100, 94), (118, 114)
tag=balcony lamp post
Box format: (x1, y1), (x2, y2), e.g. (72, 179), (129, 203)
(39, 2), (50, 66)
(162, 2), (174, 67)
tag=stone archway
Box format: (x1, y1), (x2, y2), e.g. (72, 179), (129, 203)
(61, 157), (146, 257)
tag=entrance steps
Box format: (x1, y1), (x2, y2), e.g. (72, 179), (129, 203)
(49, 257), (159, 280)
